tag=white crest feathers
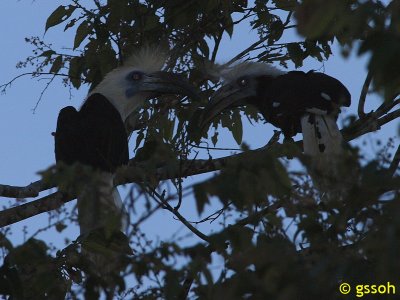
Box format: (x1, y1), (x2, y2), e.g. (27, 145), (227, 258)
(208, 61), (285, 83)
(124, 45), (168, 73)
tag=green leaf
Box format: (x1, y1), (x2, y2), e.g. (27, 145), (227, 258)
(287, 43), (304, 67)
(135, 131), (145, 151)
(68, 56), (83, 89)
(45, 5), (76, 32)
(50, 56), (63, 74)
(55, 222), (67, 233)
(193, 184), (210, 215)
(74, 21), (91, 49)
(64, 18), (77, 31)
(39, 50), (56, 58)
(224, 15), (234, 37)
(211, 131), (218, 146)
(231, 111), (243, 145)
(273, 0), (297, 11)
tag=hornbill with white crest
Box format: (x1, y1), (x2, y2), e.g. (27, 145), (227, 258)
(54, 48), (198, 239)
(201, 61), (351, 193)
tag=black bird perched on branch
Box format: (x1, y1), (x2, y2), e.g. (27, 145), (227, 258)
(54, 47), (198, 237)
(201, 61), (351, 192)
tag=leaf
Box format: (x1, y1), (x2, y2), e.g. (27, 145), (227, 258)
(273, 0), (297, 11)
(45, 5), (76, 32)
(287, 43), (304, 67)
(50, 56), (63, 74)
(135, 131), (145, 150)
(39, 50), (56, 58)
(64, 18), (77, 31)
(68, 56), (83, 89)
(74, 21), (91, 49)
(55, 222), (67, 233)
(193, 184), (210, 215)
(211, 131), (218, 146)
(231, 111), (243, 145)
(162, 118), (175, 141)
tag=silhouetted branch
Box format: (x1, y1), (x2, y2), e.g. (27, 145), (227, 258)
(388, 145), (400, 178)
(358, 71), (372, 118)
(0, 180), (47, 198)
(0, 102), (398, 227)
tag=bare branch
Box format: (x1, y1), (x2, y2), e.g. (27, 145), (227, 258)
(0, 180), (46, 198)
(358, 71), (372, 118)
(0, 192), (68, 228)
(0, 72), (84, 94)
(388, 145), (400, 178)
(146, 186), (211, 243)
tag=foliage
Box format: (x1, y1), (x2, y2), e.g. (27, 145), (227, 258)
(0, 0), (399, 299)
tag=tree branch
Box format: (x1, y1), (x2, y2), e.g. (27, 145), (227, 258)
(358, 71), (372, 118)
(0, 142), (288, 227)
(0, 180), (47, 198)
(388, 145), (400, 178)
(226, 11), (293, 65)
(0, 102), (398, 227)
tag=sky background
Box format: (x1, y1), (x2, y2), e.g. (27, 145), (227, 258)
(0, 0), (398, 257)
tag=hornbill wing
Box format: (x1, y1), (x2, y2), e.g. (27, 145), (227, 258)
(258, 71), (351, 138)
(79, 93), (129, 172)
(55, 106), (84, 165)
(55, 93), (129, 173)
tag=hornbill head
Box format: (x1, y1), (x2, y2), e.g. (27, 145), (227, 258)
(90, 47), (199, 121)
(200, 61), (285, 128)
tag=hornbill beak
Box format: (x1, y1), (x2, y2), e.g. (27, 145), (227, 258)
(135, 71), (200, 101)
(200, 84), (247, 129)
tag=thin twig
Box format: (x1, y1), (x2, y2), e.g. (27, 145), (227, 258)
(146, 186), (211, 243)
(226, 11), (292, 66)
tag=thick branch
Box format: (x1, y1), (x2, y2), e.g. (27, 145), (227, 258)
(0, 192), (68, 228)
(0, 102), (399, 227)
(0, 142), (290, 227)
(0, 180), (45, 198)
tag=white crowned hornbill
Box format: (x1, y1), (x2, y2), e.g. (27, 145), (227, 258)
(55, 48), (198, 236)
(201, 61), (351, 192)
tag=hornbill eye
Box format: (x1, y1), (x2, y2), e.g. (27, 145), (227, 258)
(237, 77), (248, 87)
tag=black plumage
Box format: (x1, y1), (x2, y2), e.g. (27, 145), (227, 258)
(240, 71), (351, 140)
(55, 93), (129, 173)
(202, 64), (353, 196)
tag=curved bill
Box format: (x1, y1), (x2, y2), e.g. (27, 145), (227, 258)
(200, 84), (247, 129)
(140, 71), (200, 101)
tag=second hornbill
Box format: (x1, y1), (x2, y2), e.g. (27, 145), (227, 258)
(201, 61), (351, 190)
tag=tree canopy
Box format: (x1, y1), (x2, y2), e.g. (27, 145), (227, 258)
(0, 0), (399, 299)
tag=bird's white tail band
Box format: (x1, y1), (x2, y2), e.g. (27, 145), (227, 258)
(77, 172), (128, 235)
(301, 113), (344, 156)
(301, 113), (349, 197)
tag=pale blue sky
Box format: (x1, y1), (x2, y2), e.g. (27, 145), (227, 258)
(0, 1), (398, 251)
